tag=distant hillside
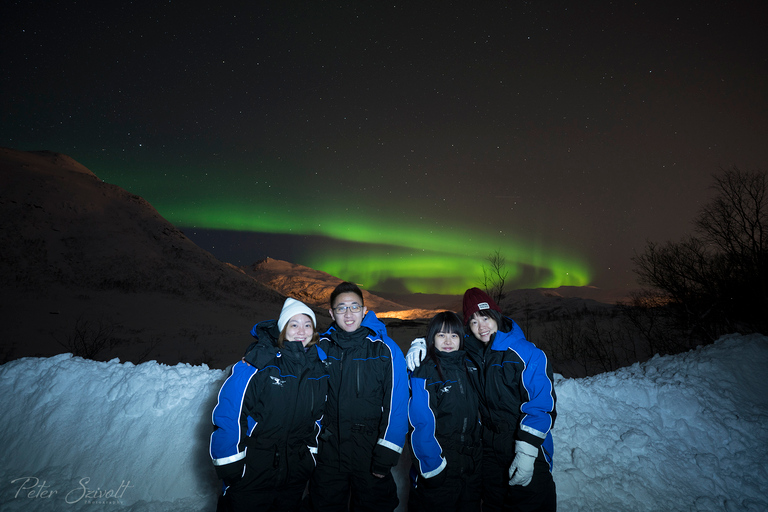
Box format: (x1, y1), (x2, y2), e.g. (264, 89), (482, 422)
(0, 148), (628, 369)
(0, 148), (278, 303)
(0, 148), (288, 366)
(242, 257), (407, 312)
(0, 148), (422, 366)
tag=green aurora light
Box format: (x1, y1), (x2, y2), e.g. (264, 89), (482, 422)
(95, 164), (592, 295)
(170, 203), (591, 295)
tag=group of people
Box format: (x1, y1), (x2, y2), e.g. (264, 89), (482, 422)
(209, 282), (557, 512)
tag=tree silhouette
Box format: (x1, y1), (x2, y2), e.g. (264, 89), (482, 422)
(633, 166), (768, 339)
(480, 249), (509, 304)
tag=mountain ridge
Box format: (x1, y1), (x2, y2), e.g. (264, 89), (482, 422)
(0, 148), (627, 368)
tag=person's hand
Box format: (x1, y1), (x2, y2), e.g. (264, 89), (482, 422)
(508, 441), (538, 486)
(406, 338), (427, 371)
(421, 467), (447, 488)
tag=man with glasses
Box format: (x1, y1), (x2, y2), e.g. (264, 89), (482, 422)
(304, 281), (408, 512)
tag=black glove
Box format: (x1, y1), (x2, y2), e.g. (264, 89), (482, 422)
(215, 460), (245, 486)
(421, 468), (447, 488)
(371, 443), (398, 476)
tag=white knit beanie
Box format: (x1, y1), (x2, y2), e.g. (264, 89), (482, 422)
(277, 297), (316, 332)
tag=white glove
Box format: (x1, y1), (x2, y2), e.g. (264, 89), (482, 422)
(405, 338), (427, 371)
(508, 440), (538, 487)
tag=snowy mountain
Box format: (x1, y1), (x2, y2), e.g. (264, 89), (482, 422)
(0, 148), (295, 367)
(1, 333), (765, 511)
(242, 257), (406, 312)
(1, 148), (630, 369)
(0, 148), (444, 366)
(0, 148), (279, 300)
(242, 257), (449, 320)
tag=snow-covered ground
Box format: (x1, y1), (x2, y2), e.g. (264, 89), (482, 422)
(1, 334), (766, 511)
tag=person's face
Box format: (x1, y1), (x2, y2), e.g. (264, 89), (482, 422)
(434, 330), (461, 352)
(469, 312), (498, 344)
(329, 292), (367, 333)
(285, 314), (314, 347)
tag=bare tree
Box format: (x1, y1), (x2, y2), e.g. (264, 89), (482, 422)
(633, 166), (768, 338)
(480, 249), (509, 304)
(54, 314), (117, 360)
(696, 167), (767, 261)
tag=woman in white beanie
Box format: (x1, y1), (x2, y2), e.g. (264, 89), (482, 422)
(210, 297), (329, 512)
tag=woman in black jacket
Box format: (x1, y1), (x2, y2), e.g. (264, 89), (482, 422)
(408, 311), (482, 512)
(210, 298), (329, 512)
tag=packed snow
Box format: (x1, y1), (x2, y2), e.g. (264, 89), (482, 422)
(1, 333), (766, 511)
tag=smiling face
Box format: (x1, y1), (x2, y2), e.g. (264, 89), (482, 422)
(434, 330), (461, 352)
(329, 292), (367, 333)
(284, 314), (315, 347)
(468, 312), (498, 344)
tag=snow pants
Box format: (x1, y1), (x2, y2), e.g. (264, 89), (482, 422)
(303, 459), (398, 512)
(217, 441), (315, 512)
(303, 426), (399, 512)
(481, 428), (557, 512)
(408, 446), (481, 512)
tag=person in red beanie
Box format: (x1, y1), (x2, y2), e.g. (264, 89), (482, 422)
(406, 288), (557, 512)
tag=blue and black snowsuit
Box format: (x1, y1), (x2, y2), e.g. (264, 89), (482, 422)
(210, 319), (329, 512)
(408, 349), (482, 512)
(305, 311), (409, 512)
(466, 317), (557, 512)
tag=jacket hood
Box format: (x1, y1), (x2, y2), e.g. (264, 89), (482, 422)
(247, 319), (280, 348)
(489, 317), (527, 351)
(362, 310), (386, 338)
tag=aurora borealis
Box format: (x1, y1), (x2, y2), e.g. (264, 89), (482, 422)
(107, 159), (592, 294)
(3, 2), (767, 295)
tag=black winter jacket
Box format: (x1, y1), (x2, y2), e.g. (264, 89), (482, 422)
(408, 349), (482, 480)
(210, 320), (329, 488)
(316, 313), (409, 475)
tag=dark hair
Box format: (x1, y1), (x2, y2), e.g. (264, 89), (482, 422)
(466, 308), (503, 329)
(425, 311), (465, 382)
(330, 281), (365, 308)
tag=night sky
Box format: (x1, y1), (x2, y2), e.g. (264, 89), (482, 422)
(3, 2), (767, 295)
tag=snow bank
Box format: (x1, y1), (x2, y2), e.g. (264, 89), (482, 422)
(1, 334), (767, 511)
(0, 355), (226, 511)
(555, 333), (768, 512)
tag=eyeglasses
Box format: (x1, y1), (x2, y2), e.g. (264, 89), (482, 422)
(333, 303), (363, 314)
